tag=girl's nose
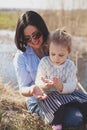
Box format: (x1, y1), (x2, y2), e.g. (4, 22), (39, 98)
(55, 56), (60, 60)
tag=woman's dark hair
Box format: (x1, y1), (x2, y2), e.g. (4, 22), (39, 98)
(15, 10), (49, 52)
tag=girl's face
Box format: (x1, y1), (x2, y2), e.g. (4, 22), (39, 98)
(24, 25), (43, 50)
(49, 42), (69, 65)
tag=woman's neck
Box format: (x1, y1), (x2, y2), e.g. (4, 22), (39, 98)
(33, 47), (44, 59)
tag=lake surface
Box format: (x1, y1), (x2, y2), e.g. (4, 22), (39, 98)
(0, 29), (87, 90)
(0, 30), (17, 88)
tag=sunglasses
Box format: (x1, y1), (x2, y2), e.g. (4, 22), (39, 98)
(24, 31), (42, 43)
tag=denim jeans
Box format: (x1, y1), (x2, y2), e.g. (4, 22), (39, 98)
(27, 100), (44, 118)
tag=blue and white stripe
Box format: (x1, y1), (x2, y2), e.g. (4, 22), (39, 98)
(38, 90), (87, 124)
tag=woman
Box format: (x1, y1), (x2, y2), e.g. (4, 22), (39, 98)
(13, 10), (49, 117)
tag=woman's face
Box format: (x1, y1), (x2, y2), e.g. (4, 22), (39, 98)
(24, 25), (43, 50)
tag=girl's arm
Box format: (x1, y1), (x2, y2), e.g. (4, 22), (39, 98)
(35, 57), (53, 91)
(61, 61), (77, 94)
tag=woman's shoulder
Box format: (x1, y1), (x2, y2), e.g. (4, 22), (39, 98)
(13, 50), (25, 67)
(14, 50), (25, 60)
(14, 46), (34, 59)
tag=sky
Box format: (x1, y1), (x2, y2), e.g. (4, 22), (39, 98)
(0, 0), (87, 10)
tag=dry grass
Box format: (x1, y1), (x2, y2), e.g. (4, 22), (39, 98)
(0, 83), (52, 130)
(39, 10), (87, 36)
(0, 9), (87, 36)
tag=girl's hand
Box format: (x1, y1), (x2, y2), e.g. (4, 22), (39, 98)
(52, 77), (63, 92)
(33, 86), (47, 100)
(41, 77), (54, 88)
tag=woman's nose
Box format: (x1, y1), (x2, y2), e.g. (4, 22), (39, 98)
(32, 38), (38, 43)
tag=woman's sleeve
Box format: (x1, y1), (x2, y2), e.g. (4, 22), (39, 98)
(13, 52), (33, 90)
(61, 61), (77, 94)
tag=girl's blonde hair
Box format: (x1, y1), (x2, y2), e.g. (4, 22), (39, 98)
(48, 29), (72, 53)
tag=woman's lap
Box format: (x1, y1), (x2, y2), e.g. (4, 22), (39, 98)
(27, 101), (44, 118)
(27, 100), (87, 127)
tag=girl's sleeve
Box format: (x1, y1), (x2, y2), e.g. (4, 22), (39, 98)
(61, 61), (77, 94)
(13, 52), (33, 90)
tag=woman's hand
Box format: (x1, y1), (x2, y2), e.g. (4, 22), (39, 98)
(33, 85), (47, 100)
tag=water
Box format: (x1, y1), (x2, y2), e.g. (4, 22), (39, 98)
(0, 30), (17, 88)
(0, 29), (87, 90)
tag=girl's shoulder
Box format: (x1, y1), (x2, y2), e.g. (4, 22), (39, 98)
(39, 56), (50, 66)
(40, 56), (50, 62)
(66, 59), (75, 66)
(65, 59), (76, 70)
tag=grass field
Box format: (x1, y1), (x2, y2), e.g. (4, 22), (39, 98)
(0, 9), (87, 36)
(0, 10), (22, 30)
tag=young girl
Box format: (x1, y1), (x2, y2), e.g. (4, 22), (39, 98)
(34, 29), (87, 130)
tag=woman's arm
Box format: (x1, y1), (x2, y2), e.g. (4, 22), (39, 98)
(13, 52), (47, 99)
(13, 52), (35, 97)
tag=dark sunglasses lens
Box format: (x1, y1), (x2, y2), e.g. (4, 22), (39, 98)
(24, 32), (41, 43)
(25, 37), (31, 43)
(32, 32), (42, 40)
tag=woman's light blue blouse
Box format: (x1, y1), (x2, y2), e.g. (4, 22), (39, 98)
(13, 46), (40, 103)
